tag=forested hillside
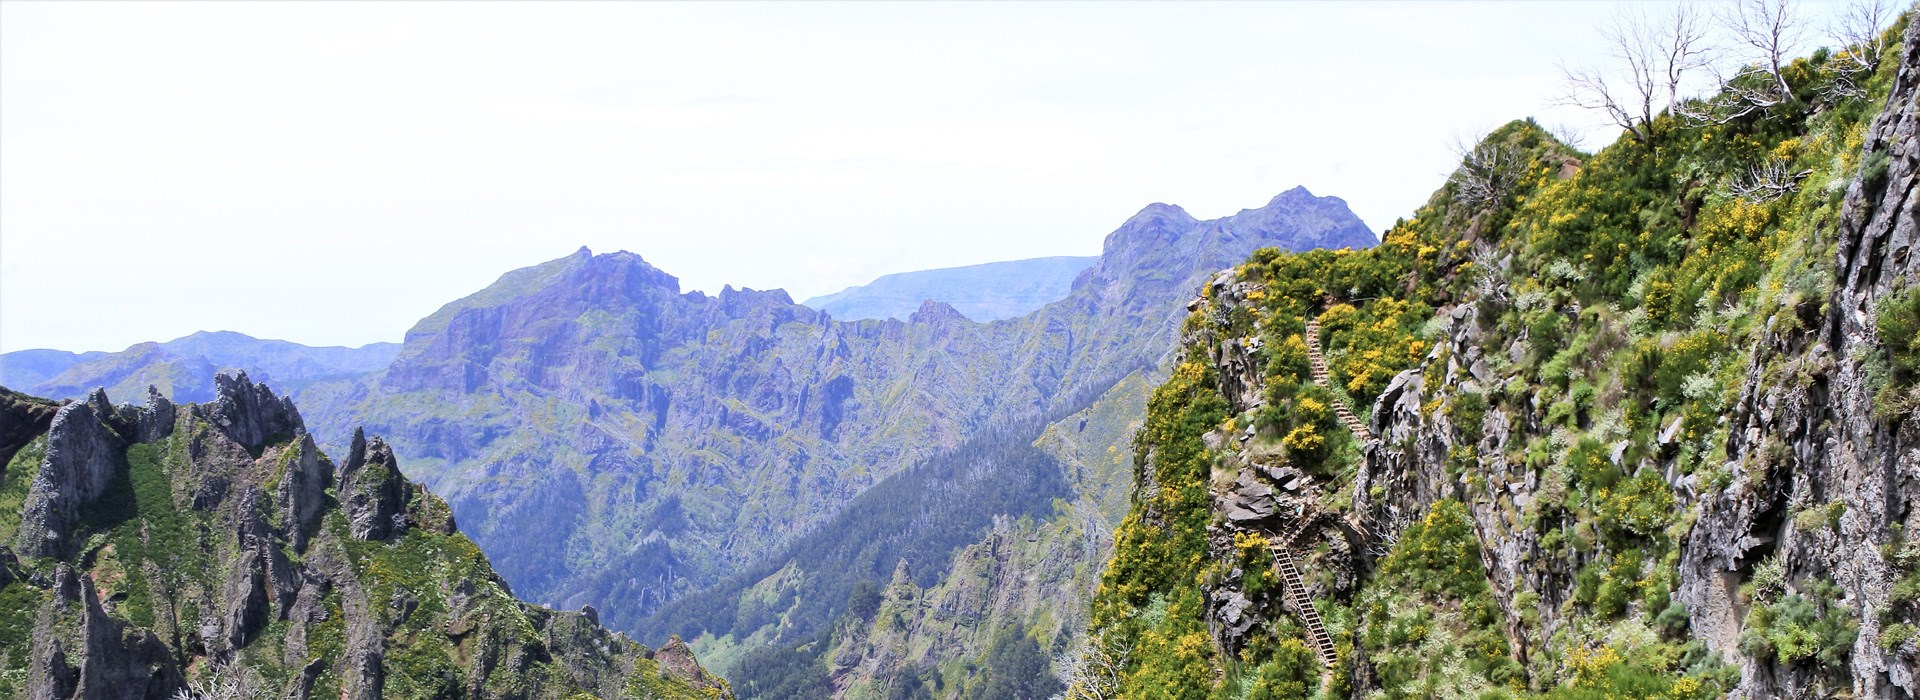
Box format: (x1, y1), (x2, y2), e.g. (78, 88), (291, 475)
(1075, 8), (1917, 699)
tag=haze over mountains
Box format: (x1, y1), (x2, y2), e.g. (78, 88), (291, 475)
(289, 187), (1372, 621)
(802, 256), (1099, 322)
(0, 331), (400, 404)
(0, 186), (1378, 697)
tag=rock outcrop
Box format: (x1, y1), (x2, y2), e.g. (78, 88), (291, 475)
(1676, 20), (1920, 697)
(0, 379), (731, 700)
(339, 434), (407, 541)
(15, 392), (127, 559)
(192, 371), (302, 456)
(0, 387), (61, 475)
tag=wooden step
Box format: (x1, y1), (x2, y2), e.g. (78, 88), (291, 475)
(1270, 546), (1339, 668)
(1304, 318), (1373, 442)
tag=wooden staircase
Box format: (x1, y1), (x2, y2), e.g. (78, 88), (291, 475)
(1304, 318), (1373, 442)
(1269, 543), (1339, 669)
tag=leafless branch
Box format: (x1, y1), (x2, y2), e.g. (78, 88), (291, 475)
(1833, 0), (1896, 74)
(1060, 634), (1133, 700)
(1723, 161), (1814, 202)
(1469, 241), (1511, 304)
(1676, 62), (1789, 125)
(1556, 4), (1715, 144)
(171, 667), (264, 700)
(1724, 0), (1807, 98)
(1546, 122), (1589, 151)
(1821, 0), (1898, 100)
(1449, 138), (1527, 209)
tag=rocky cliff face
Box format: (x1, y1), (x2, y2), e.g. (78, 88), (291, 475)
(1673, 21), (1920, 695)
(1078, 16), (1918, 700)
(0, 375), (729, 699)
(293, 189), (1376, 633)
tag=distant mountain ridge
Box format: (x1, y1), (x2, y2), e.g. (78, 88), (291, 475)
(0, 349), (108, 390)
(801, 255), (1099, 322)
(1, 331), (399, 403)
(292, 185), (1375, 637)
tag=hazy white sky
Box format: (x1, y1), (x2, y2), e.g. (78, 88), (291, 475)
(0, 1), (1860, 352)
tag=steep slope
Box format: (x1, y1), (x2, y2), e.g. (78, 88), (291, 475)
(681, 369), (1160, 700)
(15, 332), (399, 403)
(0, 375), (728, 699)
(294, 188), (1376, 632)
(1076, 16), (1916, 700)
(801, 255), (1099, 322)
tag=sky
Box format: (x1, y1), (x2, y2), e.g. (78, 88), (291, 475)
(0, 1), (1866, 352)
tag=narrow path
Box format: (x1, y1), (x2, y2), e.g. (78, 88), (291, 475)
(1304, 318), (1373, 442)
(1245, 313), (1374, 689)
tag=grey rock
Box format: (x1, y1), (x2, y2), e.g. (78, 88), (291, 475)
(275, 433), (332, 552)
(128, 386), (175, 444)
(1677, 21), (1920, 698)
(30, 564), (184, 700)
(341, 436), (408, 541)
(191, 371), (304, 457)
(16, 395), (126, 558)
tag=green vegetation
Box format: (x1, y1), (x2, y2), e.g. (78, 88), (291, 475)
(642, 416), (1072, 645)
(0, 436), (44, 544)
(1873, 285), (1920, 416)
(966, 627), (1065, 700)
(1358, 501), (1520, 698)
(730, 640), (832, 699)
(1077, 12), (1913, 699)
(1080, 358), (1227, 699)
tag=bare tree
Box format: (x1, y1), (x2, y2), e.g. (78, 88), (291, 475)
(1557, 3), (1716, 144)
(171, 669), (263, 700)
(1059, 634), (1133, 700)
(1547, 122), (1590, 152)
(1676, 0), (1809, 124)
(1469, 240), (1512, 305)
(1724, 0), (1807, 98)
(1833, 0), (1897, 74)
(1448, 137), (1527, 210)
(1823, 0), (1899, 99)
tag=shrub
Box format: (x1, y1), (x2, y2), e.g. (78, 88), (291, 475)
(1874, 286), (1920, 416)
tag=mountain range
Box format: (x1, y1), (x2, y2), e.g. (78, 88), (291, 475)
(5, 8), (1917, 700)
(287, 187), (1374, 628)
(0, 187), (1375, 698)
(1, 331), (399, 404)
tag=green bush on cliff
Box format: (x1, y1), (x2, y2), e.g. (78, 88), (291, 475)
(1358, 500), (1521, 698)
(1874, 285), (1920, 416)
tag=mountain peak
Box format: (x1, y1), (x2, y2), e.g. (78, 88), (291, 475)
(1263, 185), (1315, 208)
(908, 299), (970, 325)
(1125, 202), (1197, 227)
